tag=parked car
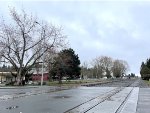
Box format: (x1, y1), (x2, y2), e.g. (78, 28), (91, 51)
(28, 81), (33, 85)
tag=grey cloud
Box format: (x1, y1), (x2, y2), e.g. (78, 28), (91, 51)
(1, 1), (150, 75)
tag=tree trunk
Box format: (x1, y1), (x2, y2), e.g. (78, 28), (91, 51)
(48, 70), (52, 81)
(16, 70), (22, 85)
(58, 75), (62, 84)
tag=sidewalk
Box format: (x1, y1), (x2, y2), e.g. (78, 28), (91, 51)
(136, 88), (150, 113)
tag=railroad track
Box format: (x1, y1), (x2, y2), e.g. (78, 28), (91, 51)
(81, 79), (124, 87)
(114, 87), (134, 113)
(64, 80), (138, 113)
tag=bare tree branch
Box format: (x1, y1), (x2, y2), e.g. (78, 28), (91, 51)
(0, 8), (67, 84)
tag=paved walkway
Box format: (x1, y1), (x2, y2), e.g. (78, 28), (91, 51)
(136, 88), (150, 113)
(0, 79), (150, 113)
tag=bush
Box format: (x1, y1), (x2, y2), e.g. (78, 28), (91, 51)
(5, 81), (16, 86)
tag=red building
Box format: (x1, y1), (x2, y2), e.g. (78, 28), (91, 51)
(32, 73), (49, 81)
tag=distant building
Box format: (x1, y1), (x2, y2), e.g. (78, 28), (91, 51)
(32, 73), (49, 81)
(31, 65), (49, 81)
(0, 68), (16, 83)
(0, 65), (50, 83)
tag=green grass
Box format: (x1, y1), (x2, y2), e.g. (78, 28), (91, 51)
(144, 80), (150, 86)
(47, 79), (107, 86)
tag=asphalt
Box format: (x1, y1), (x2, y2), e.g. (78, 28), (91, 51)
(0, 87), (116, 113)
(0, 79), (149, 113)
(0, 86), (73, 100)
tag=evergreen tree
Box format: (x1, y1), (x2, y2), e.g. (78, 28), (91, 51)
(50, 48), (81, 83)
(130, 73), (135, 77)
(140, 59), (150, 80)
(140, 65), (150, 80)
(146, 59), (150, 69)
(140, 62), (145, 70)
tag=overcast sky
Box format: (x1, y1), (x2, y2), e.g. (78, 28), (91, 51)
(1, 0), (150, 75)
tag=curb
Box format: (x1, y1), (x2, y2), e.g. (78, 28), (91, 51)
(0, 86), (39, 89)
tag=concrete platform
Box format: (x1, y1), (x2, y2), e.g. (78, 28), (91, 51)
(119, 87), (139, 113)
(86, 87), (139, 113)
(136, 88), (150, 113)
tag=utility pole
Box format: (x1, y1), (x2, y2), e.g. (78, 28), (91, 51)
(35, 21), (45, 86)
(41, 61), (44, 86)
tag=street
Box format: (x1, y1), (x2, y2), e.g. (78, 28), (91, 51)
(0, 79), (149, 113)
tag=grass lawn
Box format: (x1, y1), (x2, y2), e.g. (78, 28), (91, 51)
(144, 80), (150, 86)
(47, 79), (108, 86)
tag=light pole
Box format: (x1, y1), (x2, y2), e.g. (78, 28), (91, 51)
(41, 60), (44, 86)
(35, 21), (45, 86)
(41, 31), (45, 86)
(35, 21), (54, 86)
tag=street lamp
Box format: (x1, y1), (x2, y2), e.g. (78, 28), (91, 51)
(35, 21), (45, 86)
(35, 21), (54, 86)
(41, 61), (44, 86)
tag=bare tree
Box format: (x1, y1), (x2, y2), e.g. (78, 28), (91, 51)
(81, 61), (89, 79)
(91, 56), (113, 78)
(91, 57), (104, 78)
(44, 48), (57, 81)
(91, 56), (129, 79)
(99, 56), (113, 78)
(0, 8), (66, 84)
(112, 59), (129, 78)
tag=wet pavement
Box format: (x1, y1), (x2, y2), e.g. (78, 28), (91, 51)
(136, 88), (150, 113)
(0, 87), (115, 113)
(0, 86), (73, 100)
(0, 79), (149, 113)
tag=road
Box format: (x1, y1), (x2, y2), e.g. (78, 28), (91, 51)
(0, 78), (149, 113)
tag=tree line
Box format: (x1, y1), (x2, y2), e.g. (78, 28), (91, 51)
(81, 56), (129, 79)
(140, 58), (150, 80)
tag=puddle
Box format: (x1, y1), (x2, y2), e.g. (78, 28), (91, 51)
(15, 92), (26, 95)
(6, 106), (19, 110)
(53, 95), (71, 99)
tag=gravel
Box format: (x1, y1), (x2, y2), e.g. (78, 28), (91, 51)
(138, 79), (150, 88)
(84, 78), (150, 88)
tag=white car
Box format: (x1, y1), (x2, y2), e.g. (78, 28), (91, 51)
(28, 81), (33, 85)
